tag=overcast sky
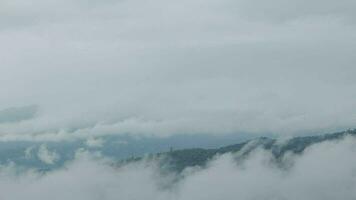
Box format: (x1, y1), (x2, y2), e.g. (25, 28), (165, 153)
(0, 0), (355, 141)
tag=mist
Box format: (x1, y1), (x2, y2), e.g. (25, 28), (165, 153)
(0, 136), (354, 200)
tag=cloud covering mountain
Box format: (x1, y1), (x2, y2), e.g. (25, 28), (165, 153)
(0, 135), (355, 200)
(1, 1), (355, 199)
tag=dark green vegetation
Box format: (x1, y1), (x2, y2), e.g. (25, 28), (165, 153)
(0, 129), (355, 172)
(148, 129), (356, 172)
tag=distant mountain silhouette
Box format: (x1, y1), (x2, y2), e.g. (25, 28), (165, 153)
(128, 129), (356, 172)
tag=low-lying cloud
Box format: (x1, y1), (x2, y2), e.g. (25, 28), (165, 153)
(0, 136), (355, 200)
(37, 144), (60, 165)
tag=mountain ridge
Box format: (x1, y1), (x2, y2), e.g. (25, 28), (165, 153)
(128, 129), (356, 172)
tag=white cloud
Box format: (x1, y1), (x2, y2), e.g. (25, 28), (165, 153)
(24, 146), (35, 159)
(179, 137), (356, 200)
(85, 137), (105, 148)
(37, 144), (60, 165)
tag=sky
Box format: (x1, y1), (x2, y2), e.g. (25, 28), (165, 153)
(0, 0), (356, 141)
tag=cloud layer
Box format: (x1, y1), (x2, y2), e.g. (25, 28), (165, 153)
(0, 136), (355, 200)
(0, 0), (355, 141)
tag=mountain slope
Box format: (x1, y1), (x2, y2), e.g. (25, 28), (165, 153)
(147, 129), (356, 172)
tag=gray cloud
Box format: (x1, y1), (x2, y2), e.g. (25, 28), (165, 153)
(0, 105), (38, 124)
(0, 0), (355, 141)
